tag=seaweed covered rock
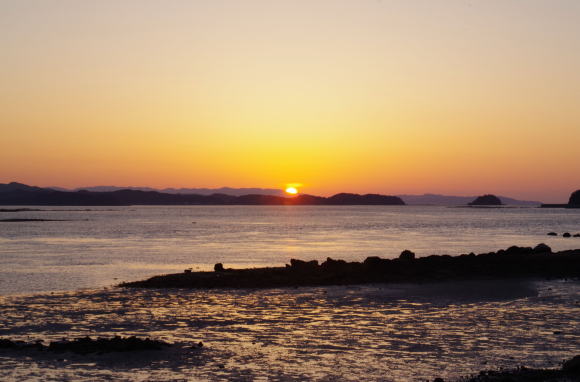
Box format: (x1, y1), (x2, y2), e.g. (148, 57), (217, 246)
(469, 194), (502, 206)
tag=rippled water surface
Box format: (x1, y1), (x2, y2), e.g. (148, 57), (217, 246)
(1, 206), (579, 295)
(0, 280), (579, 381)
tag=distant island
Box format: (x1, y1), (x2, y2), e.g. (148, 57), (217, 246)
(0, 182), (543, 206)
(468, 194), (503, 206)
(541, 189), (580, 209)
(0, 182), (405, 206)
(397, 193), (539, 206)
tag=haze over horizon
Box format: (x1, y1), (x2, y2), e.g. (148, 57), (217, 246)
(2, 1), (579, 203)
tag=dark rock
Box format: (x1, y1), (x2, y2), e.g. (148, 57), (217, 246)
(574, 234), (580, 237)
(184, 268), (192, 273)
(433, 378), (445, 382)
(504, 246), (532, 255)
(0, 339), (17, 348)
(533, 243), (551, 253)
(547, 232), (558, 236)
(563, 233), (571, 238)
(121, 244), (580, 290)
(399, 250), (415, 261)
(468, 194), (502, 206)
(0, 336), (170, 355)
(321, 257), (347, 270)
(363, 256), (384, 267)
(290, 259), (319, 270)
(214, 263), (224, 272)
(47, 336), (169, 354)
(563, 355), (580, 374)
(569, 190), (580, 206)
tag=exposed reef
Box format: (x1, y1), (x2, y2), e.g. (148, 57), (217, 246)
(0, 336), (170, 355)
(457, 355), (580, 382)
(121, 245), (580, 289)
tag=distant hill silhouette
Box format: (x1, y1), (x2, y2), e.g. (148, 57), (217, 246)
(0, 182), (404, 206)
(468, 194), (503, 206)
(58, 185), (286, 197)
(397, 193), (539, 206)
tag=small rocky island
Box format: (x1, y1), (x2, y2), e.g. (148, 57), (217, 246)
(541, 189), (580, 208)
(121, 244), (580, 289)
(569, 189), (580, 207)
(468, 194), (503, 206)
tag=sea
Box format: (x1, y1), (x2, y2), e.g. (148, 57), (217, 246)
(0, 205), (579, 381)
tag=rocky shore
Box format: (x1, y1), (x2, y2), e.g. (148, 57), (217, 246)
(121, 244), (580, 289)
(458, 355), (580, 382)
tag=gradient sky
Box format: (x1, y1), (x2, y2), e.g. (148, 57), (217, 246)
(1, 0), (579, 202)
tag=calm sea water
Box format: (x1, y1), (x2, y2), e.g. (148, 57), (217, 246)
(1, 205), (579, 295)
(1, 206), (580, 381)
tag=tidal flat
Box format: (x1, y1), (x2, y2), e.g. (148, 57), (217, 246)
(1, 279), (579, 381)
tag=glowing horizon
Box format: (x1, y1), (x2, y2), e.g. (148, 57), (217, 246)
(1, 1), (579, 203)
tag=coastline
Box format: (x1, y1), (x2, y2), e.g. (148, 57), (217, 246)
(121, 245), (580, 290)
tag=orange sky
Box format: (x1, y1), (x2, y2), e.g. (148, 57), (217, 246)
(1, 1), (579, 202)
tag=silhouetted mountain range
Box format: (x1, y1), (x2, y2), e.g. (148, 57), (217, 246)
(41, 184), (542, 205)
(49, 185), (286, 197)
(0, 182), (404, 206)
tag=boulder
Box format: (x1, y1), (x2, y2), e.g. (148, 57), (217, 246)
(321, 257), (347, 270)
(533, 243), (552, 253)
(290, 259), (319, 270)
(214, 263), (224, 272)
(547, 232), (558, 236)
(399, 250), (416, 261)
(563, 232), (571, 238)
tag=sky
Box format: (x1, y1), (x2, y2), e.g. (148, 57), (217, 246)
(1, 0), (579, 202)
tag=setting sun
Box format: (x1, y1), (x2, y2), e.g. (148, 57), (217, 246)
(285, 187), (298, 195)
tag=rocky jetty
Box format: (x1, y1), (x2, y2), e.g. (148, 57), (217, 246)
(121, 245), (580, 289)
(468, 194), (503, 206)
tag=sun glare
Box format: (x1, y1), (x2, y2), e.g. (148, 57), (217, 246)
(285, 187), (298, 195)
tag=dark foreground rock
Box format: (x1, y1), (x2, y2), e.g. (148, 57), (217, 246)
(121, 245), (580, 289)
(458, 355), (580, 382)
(0, 336), (170, 355)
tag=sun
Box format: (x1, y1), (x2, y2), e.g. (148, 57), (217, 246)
(285, 187), (298, 195)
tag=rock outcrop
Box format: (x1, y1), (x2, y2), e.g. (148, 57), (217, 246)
(121, 245), (580, 290)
